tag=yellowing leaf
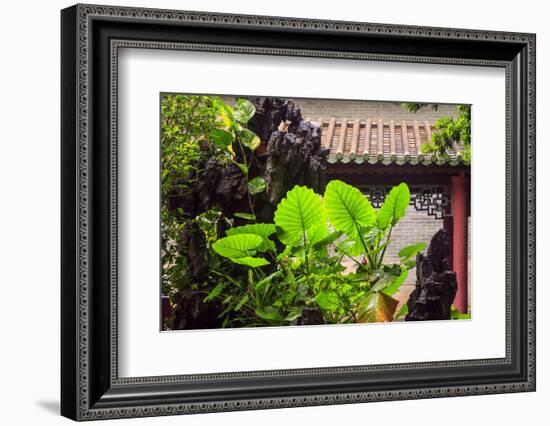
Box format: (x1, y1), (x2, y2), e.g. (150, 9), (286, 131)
(358, 292), (399, 323)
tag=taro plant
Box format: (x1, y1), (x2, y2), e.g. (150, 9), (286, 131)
(210, 186), (346, 326)
(209, 181), (426, 326)
(324, 180), (425, 322)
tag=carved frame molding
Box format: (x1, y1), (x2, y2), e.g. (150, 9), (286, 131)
(61, 4), (535, 420)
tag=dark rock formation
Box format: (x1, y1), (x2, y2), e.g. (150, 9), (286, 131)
(167, 159), (248, 219)
(297, 307), (325, 326)
(405, 229), (458, 321)
(247, 97), (289, 143)
(167, 97), (329, 223)
(256, 99), (329, 212)
(181, 221), (208, 282)
(168, 290), (224, 330)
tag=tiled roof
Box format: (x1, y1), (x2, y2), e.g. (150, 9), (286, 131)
(313, 117), (467, 166)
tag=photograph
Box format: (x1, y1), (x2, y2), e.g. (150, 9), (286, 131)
(57, 3), (535, 421)
(160, 94), (472, 330)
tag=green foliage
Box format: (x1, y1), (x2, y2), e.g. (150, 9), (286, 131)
(233, 212), (256, 221)
(205, 181), (426, 327)
(208, 128), (234, 148)
(380, 268), (409, 296)
(401, 103), (439, 113)
(398, 243), (427, 261)
(420, 104), (471, 163)
(247, 176), (266, 195)
(212, 234), (269, 267)
(394, 303), (409, 320)
(160, 95), (263, 323)
(226, 223), (276, 251)
(400, 103), (471, 163)
(324, 180), (376, 239)
(233, 98), (257, 124)
(315, 290), (341, 312)
(377, 183), (410, 229)
(161, 95), (221, 195)
(450, 305), (471, 320)
(274, 186), (326, 247)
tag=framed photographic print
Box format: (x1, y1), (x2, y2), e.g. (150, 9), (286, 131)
(61, 4), (536, 421)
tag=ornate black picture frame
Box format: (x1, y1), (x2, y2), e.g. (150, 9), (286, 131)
(61, 4), (536, 421)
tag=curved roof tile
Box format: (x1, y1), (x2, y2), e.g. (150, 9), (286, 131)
(314, 117), (468, 166)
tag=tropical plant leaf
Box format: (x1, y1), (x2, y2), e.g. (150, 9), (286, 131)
(274, 185), (325, 247)
(285, 307), (303, 321)
(233, 99), (256, 124)
(289, 256), (304, 270)
(226, 223), (276, 238)
(255, 307), (283, 322)
(315, 291), (341, 312)
(306, 224), (330, 257)
(365, 238), (391, 258)
(404, 259), (417, 269)
(234, 294), (249, 311)
(247, 176), (266, 194)
(306, 223), (329, 247)
(208, 128), (234, 149)
(212, 234), (262, 259)
(233, 212), (256, 221)
(311, 230), (343, 250)
(236, 163), (248, 175)
(377, 183), (410, 229)
(226, 223), (276, 251)
(203, 282), (225, 302)
(333, 238), (361, 257)
(225, 223), (277, 238)
(275, 244), (293, 262)
(381, 269), (409, 296)
(215, 99), (234, 121)
(254, 270), (284, 292)
(358, 292), (399, 323)
(398, 242), (426, 260)
(231, 256), (270, 267)
(395, 303), (408, 320)
(324, 180), (375, 241)
(240, 128), (261, 151)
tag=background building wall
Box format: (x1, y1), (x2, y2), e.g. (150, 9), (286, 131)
(221, 95), (460, 123)
(295, 98), (459, 122)
(5, 1), (545, 425)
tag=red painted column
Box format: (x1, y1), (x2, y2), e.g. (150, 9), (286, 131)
(451, 173), (469, 313)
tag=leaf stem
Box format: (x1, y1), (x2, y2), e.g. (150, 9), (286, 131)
(331, 243), (364, 268)
(378, 225), (393, 268)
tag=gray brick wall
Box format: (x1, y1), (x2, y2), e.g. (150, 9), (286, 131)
(220, 95), (459, 122)
(384, 206), (443, 265)
(296, 98), (459, 122)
